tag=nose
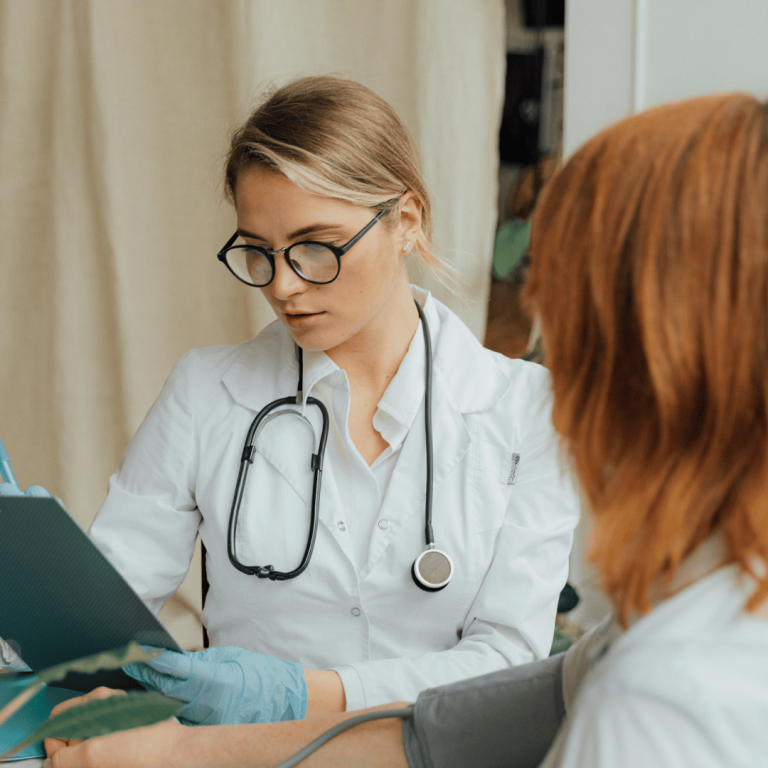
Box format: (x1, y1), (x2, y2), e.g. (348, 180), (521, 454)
(268, 252), (307, 300)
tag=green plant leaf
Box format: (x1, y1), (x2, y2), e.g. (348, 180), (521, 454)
(0, 643), (162, 730)
(3, 691), (181, 758)
(0, 680), (45, 732)
(36, 642), (162, 686)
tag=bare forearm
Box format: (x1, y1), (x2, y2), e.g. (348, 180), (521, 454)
(304, 669), (346, 717)
(179, 707), (409, 768)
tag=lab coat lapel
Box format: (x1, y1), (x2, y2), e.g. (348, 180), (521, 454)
(248, 407), (319, 511)
(221, 320), (298, 414)
(220, 322), (332, 510)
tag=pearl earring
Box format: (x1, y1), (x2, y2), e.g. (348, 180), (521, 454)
(402, 242), (412, 252)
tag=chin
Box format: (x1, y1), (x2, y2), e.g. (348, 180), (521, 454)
(292, 325), (363, 355)
(286, 326), (338, 353)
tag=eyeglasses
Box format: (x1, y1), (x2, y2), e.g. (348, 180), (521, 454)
(217, 210), (386, 287)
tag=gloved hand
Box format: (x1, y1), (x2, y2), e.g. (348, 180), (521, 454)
(123, 646), (308, 725)
(0, 436), (51, 497)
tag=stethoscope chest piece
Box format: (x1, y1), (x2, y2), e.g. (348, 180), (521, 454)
(412, 547), (454, 592)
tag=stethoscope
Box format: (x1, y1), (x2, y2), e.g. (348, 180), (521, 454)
(227, 301), (454, 592)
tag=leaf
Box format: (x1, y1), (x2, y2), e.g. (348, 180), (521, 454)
(36, 642), (162, 686)
(0, 680), (45, 731)
(0, 643), (162, 730)
(3, 691), (181, 758)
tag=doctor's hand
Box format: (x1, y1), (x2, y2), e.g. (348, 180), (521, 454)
(123, 646), (308, 725)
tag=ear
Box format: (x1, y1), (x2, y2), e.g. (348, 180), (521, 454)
(396, 191), (423, 252)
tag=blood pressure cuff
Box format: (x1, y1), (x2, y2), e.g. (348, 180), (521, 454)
(402, 653), (565, 768)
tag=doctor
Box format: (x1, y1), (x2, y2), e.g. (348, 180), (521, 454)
(47, 76), (579, 719)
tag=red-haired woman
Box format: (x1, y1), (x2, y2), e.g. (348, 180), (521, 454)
(522, 92), (768, 767)
(44, 93), (768, 768)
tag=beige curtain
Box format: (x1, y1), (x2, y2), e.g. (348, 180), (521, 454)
(0, 0), (504, 646)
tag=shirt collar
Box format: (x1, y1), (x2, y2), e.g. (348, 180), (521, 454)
(291, 289), (439, 426)
(295, 348), (341, 413)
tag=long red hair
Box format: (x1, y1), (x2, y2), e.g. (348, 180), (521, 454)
(526, 94), (768, 624)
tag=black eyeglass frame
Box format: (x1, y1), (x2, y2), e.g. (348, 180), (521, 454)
(217, 209), (387, 287)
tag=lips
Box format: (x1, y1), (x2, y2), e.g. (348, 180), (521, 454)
(282, 310), (326, 328)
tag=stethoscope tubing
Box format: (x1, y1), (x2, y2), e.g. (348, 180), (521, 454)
(416, 302), (435, 548)
(227, 299), (446, 587)
(227, 394), (329, 580)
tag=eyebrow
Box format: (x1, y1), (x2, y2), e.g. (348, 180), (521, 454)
(236, 223), (345, 243)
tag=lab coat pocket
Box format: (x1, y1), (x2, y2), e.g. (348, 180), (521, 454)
(471, 438), (515, 533)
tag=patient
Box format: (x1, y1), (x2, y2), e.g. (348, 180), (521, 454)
(44, 93), (768, 768)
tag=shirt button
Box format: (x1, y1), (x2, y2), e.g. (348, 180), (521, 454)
(337, 521), (346, 531)
(378, 519), (390, 530)
(351, 607), (361, 617)
(379, 411), (390, 420)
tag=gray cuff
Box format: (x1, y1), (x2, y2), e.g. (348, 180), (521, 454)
(402, 653), (565, 768)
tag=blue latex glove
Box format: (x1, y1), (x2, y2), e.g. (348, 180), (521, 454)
(0, 483), (51, 497)
(124, 646), (308, 725)
(0, 436), (50, 497)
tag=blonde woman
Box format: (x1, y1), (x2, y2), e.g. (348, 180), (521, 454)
(33, 76), (579, 723)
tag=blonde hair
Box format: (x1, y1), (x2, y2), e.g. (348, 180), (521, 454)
(225, 76), (442, 274)
(526, 94), (768, 624)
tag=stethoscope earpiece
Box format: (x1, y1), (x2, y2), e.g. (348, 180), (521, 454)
(411, 547), (454, 592)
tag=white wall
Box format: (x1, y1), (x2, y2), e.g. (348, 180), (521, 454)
(563, 0), (768, 627)
(565, 0), (768, 158)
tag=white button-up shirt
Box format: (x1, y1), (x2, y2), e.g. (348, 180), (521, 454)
(90, 288), (580, 710)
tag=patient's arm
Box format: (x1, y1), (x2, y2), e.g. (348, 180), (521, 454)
(43, 688), (408, 768)
(46, 633), (597, 768)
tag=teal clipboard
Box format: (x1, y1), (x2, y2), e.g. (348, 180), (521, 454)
(0, 497), (181, 693)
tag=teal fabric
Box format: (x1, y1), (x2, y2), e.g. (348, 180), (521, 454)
(0, 674), (81, 760)
(493, 219), (531, 279)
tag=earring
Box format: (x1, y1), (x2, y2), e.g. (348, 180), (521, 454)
(402, 241), (412, 252)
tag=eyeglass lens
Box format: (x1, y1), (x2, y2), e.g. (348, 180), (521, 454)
(225, 242), (340, 286)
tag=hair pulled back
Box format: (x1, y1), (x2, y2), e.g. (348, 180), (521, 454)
(225, 76), (439, 271)
(526, 93), (768, 624)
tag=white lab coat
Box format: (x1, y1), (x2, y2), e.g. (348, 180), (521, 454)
(543, 536), (768, 768)
(90, 289), (580, 709)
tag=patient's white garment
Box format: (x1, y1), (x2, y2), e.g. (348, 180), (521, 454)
(542, 546), (768, 768)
